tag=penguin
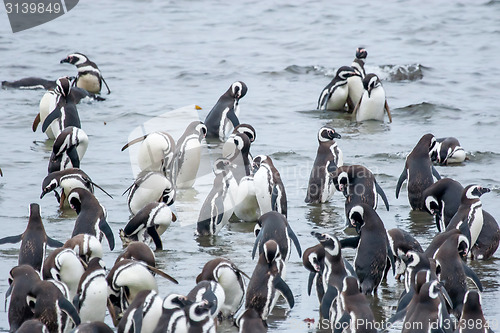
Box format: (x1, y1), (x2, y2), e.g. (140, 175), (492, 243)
(236, 308), (267, 333)
(340, 204), (395, 295)
(63, 234), (103, 265)
(352, 73), (392, 122)
(252, 211), (302, 264)
(396, 133), (441, 210)
(26, 280), (81, 333)
(61, 53), (111, 94)
(187, 281), (226, 320)
(186, 300), (216, 333)
(352, 47), (368, 78)
(40, 168), (112, 209)
(302, 243), (325, 304)
(245, 240), (294, 321)
(173, 121), (207, 188)
(41, 76), (81, 139)
(119, 202), (176, 251)
(386, 228), (423, 280)
(459, 290), (493, 333)
(2, 77), (56, 90)
(115, 241), (156, 268)
(124, 170), (176, 215)
(424, 228), (469, 259)
(471, 210), (500, 260)
(15, 319), (49, 333)
(73, 321), (114, 333)
(305, 126), (342, 204)
(347, 47), (368, 111)
(0, 203), (63, 272)
(252, 155), (287, 217)
(197, 158), (238, 236)
(122, 131), (176, 176)
(73, 257), (108, 323)
(196, 257), (249, 318)
(68, 188), (115, 251)
(222, 132), (252, 182)
(430, 137), (466, 165)
(47, 126), (89, 173)
(422, 178), (464, 231)
(42, 247), (86, 299)
(204, 81), (247, 141)
(332, 164), (390, 222)
(152, 293), (190, 333)
(117, 289), (163, 333)
(317, 66), (358, 111)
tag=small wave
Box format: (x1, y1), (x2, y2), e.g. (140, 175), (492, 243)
(378, 64), (428, 82)
(282, 64), (334, 76)
(467, 151), (500, 162)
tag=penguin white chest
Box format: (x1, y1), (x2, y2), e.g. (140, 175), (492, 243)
(356, 88), (386, 122)
(326, 85), (349, 111)
(77, 74), (101, 94)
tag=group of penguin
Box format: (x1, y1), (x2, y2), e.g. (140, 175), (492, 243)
(0, 47), (498, 333)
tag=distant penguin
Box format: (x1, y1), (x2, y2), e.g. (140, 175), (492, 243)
(63, 234), (103, 265)
(205, 81), (247, 141)
(252, 155), (287, 217)
(352, 47), (368, 78)
(245, 240), (294, 321)
(236, 308), (267, 333)
(396, 133), (441, 210)
(197, 158), (238, 236)
(119, 202), (176, 251)
(0, 203), (63, 272)
(386, 228), (423, 279)
(187, 281), (226, 320)
(317, 66), (358, 111)
(173, 121), (207, 188)
(152, 293), (190, 333)
(302, 243), (325, 303)
(117, 289), (163, 333)
(125, 171), (176, 215)
(430, 137), (466, 165)
(335, 276), (376, 332)
(353, 73), (392, 122)
(2, 77), (56, 90)
(186, 300), (216, 333)
(15, 319), (49, 333)
(115, 241), (156, 268)
(422, 177), (464, 231)
(347, 47), (367, 111)
(305, 126), (342, 204)
(68, 188), (115, 250)
(47, 126), (89, 173)
(459, 290), (491, 333)
(42, 247), (86, 299)
(61, 53), (111, 94)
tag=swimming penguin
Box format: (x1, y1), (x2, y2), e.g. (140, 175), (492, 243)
(335, 276), (376, 332)
(386, 228), (423, 280)
(187, 280), (226, 320)
(197, 158), (238, 236)
(341, 204), (395, 295)
(353, 73), (393, 122)
(302, 243), (325, 304)
(430, 137), (466, 165)
(73, 257), (108, 323)
(15, 319), (49, 333)
(122, 131), (176, 176)
(317, 66), (358, 111)
(222, 132), (252, 182)
(459, 290), (492, 333)
(117, 289), (163, 333)
(252, 211), (302, 264)
(347, 47), (368, 111)
(205, 81), (247, 141)
(152, 293), (190, 333)
(2, 77), (56, 90)
(61, 53), (111, 94)
(332, 164), (390, 222)
(115, 241), (156, 268)
(236, 308), (267, 333)
(124, 171), (176, 215)
(0, 203), (63, 272)
(186, 300), (216, 333)
(252, 155), (287, 217)
(422, 178), (464, 231)
(396, 133), (441, 210)
(245, 240), (294, 321)
(63, 234), (103, 265)
(73, 321), (114, 333)
(68, 188), (115, 251)
(42, 247), (86, 299)
(196, 257), (249, 318)
(173, 121), (207, 188)
(119, 202), (176, 251)
(47, 126), (89, 173)
(305, 126), (342, 204)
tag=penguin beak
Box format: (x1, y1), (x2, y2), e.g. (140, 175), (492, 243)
(479, 187), (491, 195)
(60, 57), (70, 64)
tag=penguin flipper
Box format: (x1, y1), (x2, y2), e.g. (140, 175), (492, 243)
(319, 285), (338, 320)
(462, 262), (483, 292)
(99, 219), (115, 251)
(431, 165), (441, 180)
(395, 169), (407, 199)
(91, 181), (113, 199)
(129, 304), (144, 333)
(327, 161), (337, 174)
(343, 258), (357, 278)
(339, 236), (360, 249)
(58, 296), (81, 327)
(227, 109), (240, 128)
(386, 240), (396, 275)
(147, 226), (163, 251)
(146, 265), (179, 284)
(317, 89), (329, 110)
(395, 289), (413, 313)
(439, 284), (453, 310)
(287, 225), (302, 258)
(32, 113), (41, 132)
(66, 146), (80, 168)
(387, 308), (406, 325)
(384, 99), (393, 123)
(375, 179), (390, 211)
(72, 293), (81, 311)
(46, 236), (64, 248)
(0, 234), (23, 244)
(333, 312), (351, 333)
(273, 275), (294, 308)
(121, 134), (148, 151)
(307, 271), (316, 296)
(252, 228), (264, 260)
(41, 105), (62, 133)
(101, 76), (111, 95)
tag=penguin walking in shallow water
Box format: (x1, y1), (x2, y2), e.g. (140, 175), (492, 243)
(173, 121), (207, 188)
(48, 126), (89, 173)
(253, 155), (287, 217)
(396, 133), (441, 210)
(430, 137), (466, 165)
(61, 53), (111, 94)
(353, 73), (392, 123)
(125, 170), (176, 215)
(317, 66), (358, 111)
(305, 126), (342, 204)
(0, 203), (63, 272)
(205, 81), (247, 141)
(347, 47), (367, 111)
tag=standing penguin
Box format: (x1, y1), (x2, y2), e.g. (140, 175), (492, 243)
(353, 73), (392, 122)
(205, 81), (248, 141)
(173, 121), (207, 188)
(347, 47), (367, 111)
(317, 66), (358, 111)
(0, 203), (63, 272)
(430, 137), (466, 165)
(396, 133), (441, 210)
(125, 170), (176, 215)
(61, 52), (111, 94)
(47, 126), (89, 173)
(305, 126), (342, 204)
(252, 155), (287, 217)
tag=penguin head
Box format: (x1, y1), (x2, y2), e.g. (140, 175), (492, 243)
(342, 276), (360, 296)
(263, 240), (280, 264)
(68, 189), (84, 213)
(196, 122), (207, 139)
(222, 133), (248, 160)
(335, 171), (349, 194)
(163, 293), (190, 310)
(161, 186), (176, 206)
(424, 195), (440, 216)
(355, 47), (368, 60)
(252, 155), (267, 173)
(304, 250), (322, 272)
(312, 232), (340, 257)
(463, 290), (483, 313)
(402, 250), (421, 268)
(188, 300), (213, 322)
(213, 158), (236, 175)
(429, 141), (441, 162)
(336, 66), (358, 81)
(457, 234), (470, 259)
(362, 74), (381, 98)
(60, 53), (89, 66)
(40, 177), (59, 199)
(230, 81), (248, 100)
(55, 77), (71, 97)
(348, 205), (365, 233)
(465, 184), (490, 200)
(318, 126), (341, 142)
(233, 123), (256, 143)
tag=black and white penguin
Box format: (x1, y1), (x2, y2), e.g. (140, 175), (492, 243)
(396, 133), (441, 210)
(115, 241), (156, 268)
(42, 247), (86, 299)
(252, 211), (302, 264)
(472, 210), (500, 260)
(68, 188), (115, 251)
(125, 171), (176, 215)
(347, 47), (367, 111)
(341, 204), (394, 295)
(173, 121), (207, 188)
(61, 53), (111, 94)
(15, 319), (49, 333)
(73, 321), (114, 333)
(0, 203), (63, 272)
(353, 73), (392, 123)
(47, 126), (89, 173)
(302, 243), (325, 304)
(204, 81), (247, 141)
(63, 234), (103, 265)
(187, 281), (226, 320)
(236, 308), (267, 333)
(317, 66), (358, 111)
(245, 240), (294, 321)
(386, 228), (423, 280)
(196, 257), (249, 318)
(430, 137), (466, 165)
(197, 158), (238, 236)
(117, 289), (163, 333)
(119, 202), (176, 251)
(459, 290), (492, 333)
(186, 300), (216, 333)
(252, 155), (287, 217)
(2, 77), (56, 90)
(305, 126), (342, 204)
(152, 293), (190, 333)
(222, 132), (252, 182)
(73, 257), (108, 324)
(422, 177), (464, 231)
